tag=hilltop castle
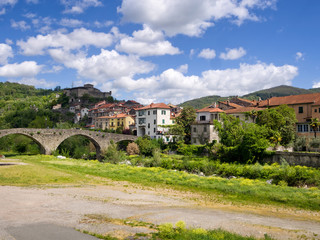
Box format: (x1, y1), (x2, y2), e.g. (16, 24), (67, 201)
(64, 84), (112, 99)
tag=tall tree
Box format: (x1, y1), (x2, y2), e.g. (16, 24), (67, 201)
(175, 106), (196, 144)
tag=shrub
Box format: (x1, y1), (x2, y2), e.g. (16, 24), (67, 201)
(103, 143), (126, 164)
(135, 136), (162, 156)
(126, 142), (140, 155)
(294, 136), (307, 151)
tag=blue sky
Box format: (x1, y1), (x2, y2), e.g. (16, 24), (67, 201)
(0, 0), (320, 104)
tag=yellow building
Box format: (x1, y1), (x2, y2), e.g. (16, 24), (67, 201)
(96, 113), (134, 131)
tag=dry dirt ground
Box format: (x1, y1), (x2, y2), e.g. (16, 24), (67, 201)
(1, 181), (320, 240)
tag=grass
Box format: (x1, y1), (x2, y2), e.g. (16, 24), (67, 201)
(79, 219), (274, 240)
(1, 155), (320, 212)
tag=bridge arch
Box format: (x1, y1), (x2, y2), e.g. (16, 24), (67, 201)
(0, 128), (137, 160)
(0, 131), (47, 154)
(54, 133), (102, 160)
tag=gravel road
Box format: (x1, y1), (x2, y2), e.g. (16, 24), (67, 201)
(0, 185), (319, 240)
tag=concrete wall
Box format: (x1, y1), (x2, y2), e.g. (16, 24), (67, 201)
(263, 151), (320, 168)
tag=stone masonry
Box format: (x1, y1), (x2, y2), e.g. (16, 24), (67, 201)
(0, 128), (137, 160)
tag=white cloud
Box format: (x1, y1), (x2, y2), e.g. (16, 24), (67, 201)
(0, 43), (13, 64)
(0, 61), (42, 78)
(118, 0), (276, 36)
(61, 0), (103, 14)
(296, 52), (304, 61)
(59, 18), (83, 28)
(0, 0), (17, 14)
(118, 62), (298, 104)
(177, 64), (188, 74)
(220, 47), (246, 60)
(5, 39), (13, 45)
(312, 81), (320, 88)
(17, 77), (56, 88)
(17, 28), (114, 55)
(11, 20), (31, 31)
(94, 20), (113, 28)
(198, 48), (216, 59)
(116, 25), (181, 56)
(48, 48), (155, 82)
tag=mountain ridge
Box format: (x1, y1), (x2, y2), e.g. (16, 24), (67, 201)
(179, 85), (320, 109)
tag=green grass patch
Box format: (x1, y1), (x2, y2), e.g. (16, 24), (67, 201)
(4, 155), (319, 211)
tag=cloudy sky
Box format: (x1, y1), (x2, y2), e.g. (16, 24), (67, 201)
(0, 0), (320, 104)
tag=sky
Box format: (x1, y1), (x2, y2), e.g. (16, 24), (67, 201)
(0, 0), (320, 104)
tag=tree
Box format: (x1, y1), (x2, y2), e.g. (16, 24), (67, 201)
(256, 105), (296, 146)
(175, 106), (196, 144)
(214, 114), (270, 163)
(310, 118), (320, 138)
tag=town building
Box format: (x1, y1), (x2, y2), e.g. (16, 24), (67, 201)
(259, 93), (320, 137)
(136, 103), (175, 142)
(96, 113), (135, 131)
(191, 98), (261, 145)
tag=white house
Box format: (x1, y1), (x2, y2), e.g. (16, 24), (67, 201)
(191, 105), (224, 145)
(136, 103), (174, 143)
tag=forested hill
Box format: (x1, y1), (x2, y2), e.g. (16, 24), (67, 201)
(0, 82), (56, 100)
(179, 85), (320, 109)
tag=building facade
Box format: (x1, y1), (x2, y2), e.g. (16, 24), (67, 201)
(136, 103), (174, 142)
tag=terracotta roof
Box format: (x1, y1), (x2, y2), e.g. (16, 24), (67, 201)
(236, 97), (254, 104)
(259, 93), (320, 107)
(225, 106), (261, 114)
(137, 103), (170, 110)
(197, 106), (225, 113)
(219, 101), (242, 108)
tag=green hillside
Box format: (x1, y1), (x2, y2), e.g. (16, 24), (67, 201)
(179, 95), (229, 109)
(243, 85), (312, 100)
(179, 85), (320, 109)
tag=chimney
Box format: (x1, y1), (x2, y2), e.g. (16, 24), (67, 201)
(267, 98), (270, 106)
(214, 102), (217, 108)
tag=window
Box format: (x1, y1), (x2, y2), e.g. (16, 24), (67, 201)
(154, 128), (156, 133)
(117, 122), (120, 126)
(148, 111), (150, 115)
(166, 137), (169, 142)
(315, 109), (318, 113)
(153, 110), (157, 115)
(154, 119), (156, 124)
(161, 110), (166, 115)
(162, 119), (165, 124)
(148, 131), (150, 135)
(298, 124), (309, 132)
(200, 115), (206, 121)
(148, 123), (150, 128)
(299, 106), (303, 113)
(204, 126), (207, 132)
(193, 127), (197, 133)
(138, 110), (145, 116)
(193, 138), (197, 144)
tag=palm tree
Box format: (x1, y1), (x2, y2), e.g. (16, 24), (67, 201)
(310, 118), (320, 138)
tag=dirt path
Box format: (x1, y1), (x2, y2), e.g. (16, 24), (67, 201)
(0, 185), (319, 240)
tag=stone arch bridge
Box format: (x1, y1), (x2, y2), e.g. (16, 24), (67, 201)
(0, 128), (137, 160)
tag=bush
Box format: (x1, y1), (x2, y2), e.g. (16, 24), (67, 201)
(135, 136), (162, 156)
(126, 142), (140, 155)
(177, 142), (206, 156)
(103, 143), (126, 164)
(294, 136), (307, 151)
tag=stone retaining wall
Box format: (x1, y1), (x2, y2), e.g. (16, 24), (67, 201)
(263, 151), (320, 168)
